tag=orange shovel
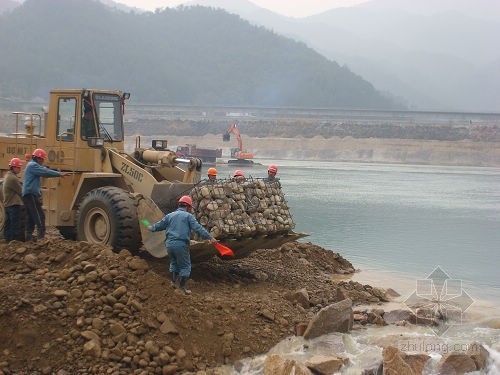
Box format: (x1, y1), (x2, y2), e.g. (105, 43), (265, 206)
(214, 242), (235, 257)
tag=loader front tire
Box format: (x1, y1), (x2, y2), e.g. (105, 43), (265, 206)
(77, 187), (141, 251)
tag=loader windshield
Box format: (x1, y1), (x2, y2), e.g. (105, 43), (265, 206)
(93, 93), (123, 142)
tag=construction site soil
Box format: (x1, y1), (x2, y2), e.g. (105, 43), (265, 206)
(0, 232), (389, 374)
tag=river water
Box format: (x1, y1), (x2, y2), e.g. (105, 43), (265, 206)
(212, 160), (500, 374)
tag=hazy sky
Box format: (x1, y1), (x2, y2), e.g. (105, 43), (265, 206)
(113, 0), (369, 17)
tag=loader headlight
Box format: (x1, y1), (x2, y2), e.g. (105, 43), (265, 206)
(122, 92), (130, 100)
(87, 137), (104, 148)
(152, 140), (168, 150)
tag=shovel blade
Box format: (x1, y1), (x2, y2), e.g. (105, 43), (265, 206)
(214, 242), (235, 257)
(137, 196), (167, 258)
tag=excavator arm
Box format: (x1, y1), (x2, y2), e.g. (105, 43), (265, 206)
(223, 122), (243, 151)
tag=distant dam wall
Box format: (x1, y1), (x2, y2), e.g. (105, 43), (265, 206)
(128, 134), (500, 168)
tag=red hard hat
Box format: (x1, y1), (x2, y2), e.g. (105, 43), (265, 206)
(32, 148), (47, 160)
(268, 164), (278, 174)
(178, 195), (193, 207)
(8, 157), (23, 168)
(233, 170), (244, 177)
(207, 167), (217, 176)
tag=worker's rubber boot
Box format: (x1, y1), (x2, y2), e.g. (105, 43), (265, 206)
(25, 231), (34, 243)
(171, 272), (178, 288)
(179, 276), (191, 294)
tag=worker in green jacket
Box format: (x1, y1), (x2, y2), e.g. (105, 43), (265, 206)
(3, 157), (24, 241)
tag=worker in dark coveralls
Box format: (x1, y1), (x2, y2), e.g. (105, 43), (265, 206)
(233, 169), (246, 182)
(201, 167), (218, 185)
(148, 195), (217, 294)
(22, 148), (71, 242)
(207, 167), (217, 182)
(3, 157), (24, 241)
(263, 164), (279, 183)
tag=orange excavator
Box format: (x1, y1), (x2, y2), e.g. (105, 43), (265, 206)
(222, 122), (254, 163)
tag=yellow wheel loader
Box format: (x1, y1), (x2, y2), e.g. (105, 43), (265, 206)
(0, 89), (305, 260)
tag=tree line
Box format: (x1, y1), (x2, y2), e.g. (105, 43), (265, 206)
(0, 0), (402, 110)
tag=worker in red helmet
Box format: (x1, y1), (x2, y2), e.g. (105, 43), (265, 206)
(233, 169), (246, 183)
(22, 148), (71, 242)
(148, 195), (217, 294)
(264, 164), (279, 183)
(2, 158), (24, 241)
(203, 167), (217, 184)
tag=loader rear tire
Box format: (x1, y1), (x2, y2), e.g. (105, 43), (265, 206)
(76, 187), (141, 251)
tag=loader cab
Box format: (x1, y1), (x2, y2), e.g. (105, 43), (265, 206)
(44, 89), (128, 172)
(86, 92), (125, 142)
(49, 89), (125, 144)
(78, 91), (125, 143)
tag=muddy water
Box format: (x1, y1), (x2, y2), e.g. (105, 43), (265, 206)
(223, 268), (500, 374)
(209, 159), (500, 374)
(122, 144), (500, 373)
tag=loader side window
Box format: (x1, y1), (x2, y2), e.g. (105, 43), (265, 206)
(94, 94), (123, 142)
(56, 97), (76, 142)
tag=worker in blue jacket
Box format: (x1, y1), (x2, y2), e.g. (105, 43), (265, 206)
(148, 195), (217, 294)
(22, 148), (71, 241)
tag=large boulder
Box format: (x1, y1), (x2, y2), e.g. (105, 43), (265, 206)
(467, 341), (490, 371)
(303, 298), (353, 340)
(439, 352), (477, 374)
(439, 342), (490, 374)
(305, 354), (348, 374)
(264, 354), (312, 375)
(284, 288), (310, 309)
(382, 346), (430, 375)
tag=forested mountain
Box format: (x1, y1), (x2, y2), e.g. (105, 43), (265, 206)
(0, 0), (400, 109)
(185, 0), (500, 112)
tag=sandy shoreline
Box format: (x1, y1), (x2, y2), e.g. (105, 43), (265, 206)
(346, 267), (500, 323)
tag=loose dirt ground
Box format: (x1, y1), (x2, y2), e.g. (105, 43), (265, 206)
(0, 234), (388, 374)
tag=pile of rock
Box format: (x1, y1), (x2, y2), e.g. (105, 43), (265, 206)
(190, 179), (294, 239)
(0, 240), (196, 374)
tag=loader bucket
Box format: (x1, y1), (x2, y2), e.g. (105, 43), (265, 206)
(189, 231), (308, 262)
(137, 195), (308, 260)
(150, 182), (196, 213)
(137, 178), (308, 261)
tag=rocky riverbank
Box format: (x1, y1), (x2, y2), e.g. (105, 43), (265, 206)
(0, 236), (495, 374)
(0, 237), (386, 374)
